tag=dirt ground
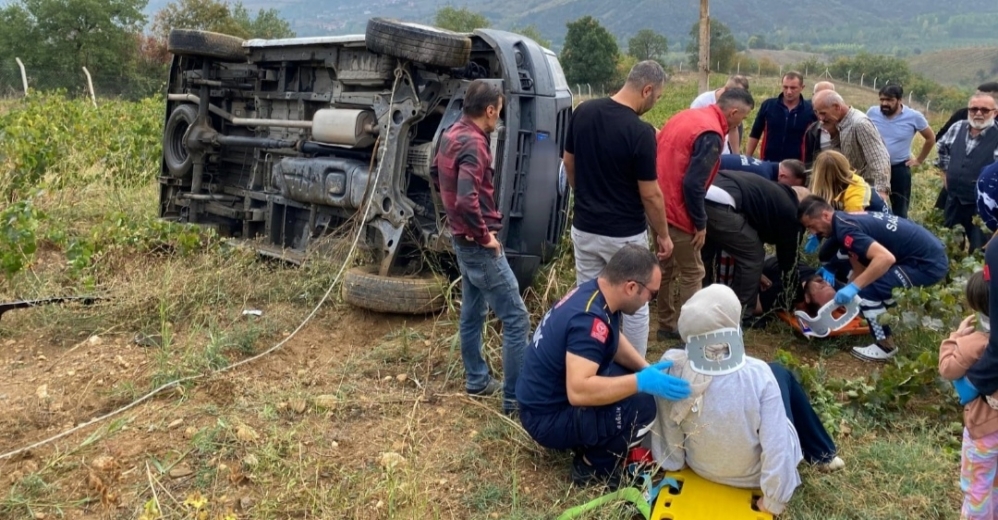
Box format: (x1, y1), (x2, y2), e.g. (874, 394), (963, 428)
(0, 296), (878, 519)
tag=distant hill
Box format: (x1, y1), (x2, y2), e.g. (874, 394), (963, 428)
(143, 0), (998, 53)
(908, 47), (998, 88)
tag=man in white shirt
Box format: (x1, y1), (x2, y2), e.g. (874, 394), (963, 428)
(691, 75), (750, 154)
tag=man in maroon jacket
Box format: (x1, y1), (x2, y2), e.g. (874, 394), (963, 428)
(432, 80), (528, 416)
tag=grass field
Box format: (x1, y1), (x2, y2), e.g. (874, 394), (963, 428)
(0, 75), (969, 520)
(908, 46), (998, 88)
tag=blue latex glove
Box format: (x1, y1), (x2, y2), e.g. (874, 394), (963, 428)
(834, 282), (860, 305)
(636, 360), (691, 401)
(804, 234), (820, 254)
(816, 267), (836, 284)
(953, 376), (981, 406)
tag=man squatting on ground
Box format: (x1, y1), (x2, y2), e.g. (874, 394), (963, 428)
(432, 80), (527, 414)
(564, 60), (672, 358)
(516, 245), (691, 486)
(798, 196), (948, 362)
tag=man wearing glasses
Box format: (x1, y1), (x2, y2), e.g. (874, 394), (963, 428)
(937, 93), (998, 252)
(516, 245), (690, 488)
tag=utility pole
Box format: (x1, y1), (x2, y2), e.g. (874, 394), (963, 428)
(698, 0), (710, 93)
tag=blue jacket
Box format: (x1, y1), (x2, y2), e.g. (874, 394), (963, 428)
(968, 241), (998, 394)
(749, 94), (817, 162)
(977, 161), (998, 233)
(718, 154), (780, 181)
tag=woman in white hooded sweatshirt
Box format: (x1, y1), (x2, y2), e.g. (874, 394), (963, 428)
(650, 284), (844, 515)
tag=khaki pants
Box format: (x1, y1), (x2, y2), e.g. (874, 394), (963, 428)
(657, 227), (704, 333)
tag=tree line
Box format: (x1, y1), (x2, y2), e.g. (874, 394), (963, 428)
(0, 0), (294, 99)
(0, 0), (974, 111)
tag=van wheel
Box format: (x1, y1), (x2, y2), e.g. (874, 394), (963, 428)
(365, 18), (472, 69)
(341, 266), (448, 314)
(506, 255), (542, 294)
(163, 104), (198, 178)
(168, 29), (246, 63)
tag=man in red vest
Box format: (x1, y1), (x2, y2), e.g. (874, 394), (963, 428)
(655, 88), (755, 341)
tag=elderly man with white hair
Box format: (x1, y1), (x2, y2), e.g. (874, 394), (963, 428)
(938, 91), (998, 252)
(803, 82), (837, 169)
(812, 90), (892, 202)
(650, 284), (843, 516)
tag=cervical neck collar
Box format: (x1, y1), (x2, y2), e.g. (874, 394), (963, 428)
(685, 327), (745, 376)
(793, 296), (861, 338)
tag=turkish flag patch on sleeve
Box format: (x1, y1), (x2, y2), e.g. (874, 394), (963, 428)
(843, 235), (854, 248)
(590, 318), (609, 343)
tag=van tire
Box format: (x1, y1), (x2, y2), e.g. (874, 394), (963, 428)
(163, 104), (199, 178)
(365, 18), (471, 69)
(341, 265), (448, 314)
(168, 29), (246, 63)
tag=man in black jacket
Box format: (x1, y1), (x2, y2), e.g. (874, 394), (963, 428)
(700, 170), (810, 319)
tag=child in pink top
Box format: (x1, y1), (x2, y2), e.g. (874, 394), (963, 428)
(939, 271), (998, 520)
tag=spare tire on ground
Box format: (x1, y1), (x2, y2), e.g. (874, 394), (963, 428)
(341, 265), (448, 314)
(365, 18), (472, 69)
(168, 29), (246, 63)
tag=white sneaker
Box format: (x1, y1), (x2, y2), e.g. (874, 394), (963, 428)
(851, 343), (897, 362)
(816, 456), (845, 472)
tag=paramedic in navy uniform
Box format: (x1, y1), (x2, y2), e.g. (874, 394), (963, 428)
(516, 245), (691, 488)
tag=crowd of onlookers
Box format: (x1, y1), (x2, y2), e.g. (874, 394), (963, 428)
(430, 64), (998, 517)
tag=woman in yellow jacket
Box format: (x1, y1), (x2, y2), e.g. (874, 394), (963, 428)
(803, 150), (890, 277)
(809, 150), (889, 213)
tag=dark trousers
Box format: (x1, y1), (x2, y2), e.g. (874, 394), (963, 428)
(935, 186), (948, 211)
(768, 362), (838, 464)
(758, 256), (816, 314)
(944, 196), (987, 253)
(519, 363), (656, 477)
(858, 260), (948, 343)
(704, 203), (765, 317)
(889, 162), (912, 218)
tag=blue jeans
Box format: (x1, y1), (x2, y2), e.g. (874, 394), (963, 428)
(453, 239), (528, 408)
